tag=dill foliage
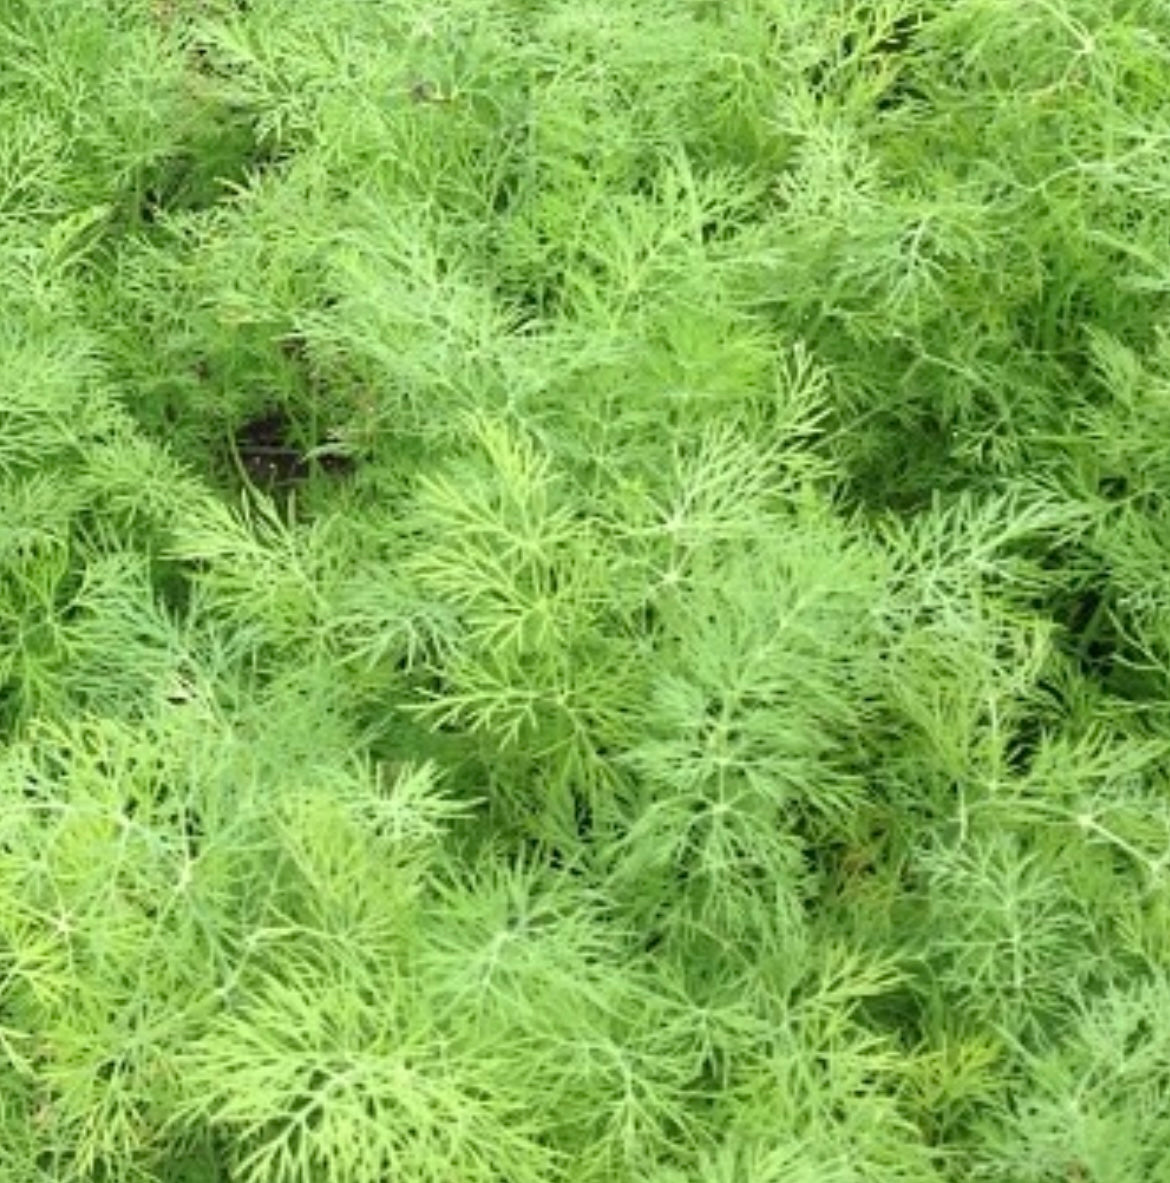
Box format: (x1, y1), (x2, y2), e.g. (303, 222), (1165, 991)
(2, 1), (1170, 1180)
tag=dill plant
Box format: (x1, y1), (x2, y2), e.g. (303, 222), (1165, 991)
(2, 1), (1170, 1180)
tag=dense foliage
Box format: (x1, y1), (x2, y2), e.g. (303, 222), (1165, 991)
(3, 0), (1170, 1179)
